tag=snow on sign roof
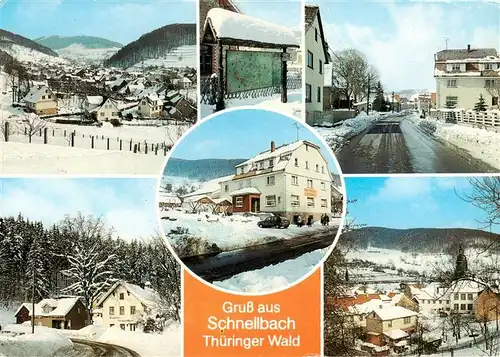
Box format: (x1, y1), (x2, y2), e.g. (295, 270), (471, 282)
(229, 187), (261, 196)
(205, 8), (299, 47)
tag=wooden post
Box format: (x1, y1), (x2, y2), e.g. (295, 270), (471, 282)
(130, 140), (133, 151)
(107, 138), (110, 150)
(52, 129), (54, 136)
(91, 136), (94, 149)
(39, 128), (42, 136)
(24, 127), (27, 135)
(215, 40), (225, 111)
(43, 128), (48, 144)
(64, 130), (66, 137)
(133, 144), (138, 153)
(145, 144), (148, 154)
(281, 47), (288, 103)
(155, 145), (158, 155)
(137, 142), (141, 152)
(4, 122), (9, 142)
(164, 146), (167, 156)
(119, 139), (122, 151)
(71, 132), (75, 147)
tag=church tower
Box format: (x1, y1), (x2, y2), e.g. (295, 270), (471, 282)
(453, 244), (468, 280)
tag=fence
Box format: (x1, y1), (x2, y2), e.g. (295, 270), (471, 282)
(200, 68), (302, 105)
(307, 109), (357, 126)
(432, 109), (500, 127)
(2, 121), (182, 156)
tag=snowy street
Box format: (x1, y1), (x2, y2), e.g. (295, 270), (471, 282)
(335, 113), (497, 173)
(58, 339), (140, 357)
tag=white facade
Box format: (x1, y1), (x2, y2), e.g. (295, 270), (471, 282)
(220, 140), (333, 219)
(23, 85), (58, 114)
(96, 99), (120, 121)
(305, 7), (327, 113)
(436, 77), (498, 109)
(138, 95), (163, 118)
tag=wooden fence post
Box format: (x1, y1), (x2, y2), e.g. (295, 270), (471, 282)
(133, 144), (138, 153)
(137, 142), (141, 152)
(64, 130), (66, 137)
(119, 139), (122, 151)
(43, 127), (48, 144)
(39, 128), (42, 136)
(164, 146), (167, 156)
(91, 136), (94, 149)
(4, 122), (9, 142)
(107, 138), (110, 150)
(155, 144), (158, 155)
(52, 129), (55, 136)
(130, 140), (133, 151)
(145, 144), (148, 154)
(71, 132), (75, 147)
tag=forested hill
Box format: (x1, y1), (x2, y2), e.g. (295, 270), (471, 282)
(35, 35), (123, 50)
(164, 158), (247, 181)
(0, 29), (58, 57)
(342, 226), (499, 253)
(104, 23), (195, 68)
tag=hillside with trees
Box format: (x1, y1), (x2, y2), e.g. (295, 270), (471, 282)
(105, 23), (196, 68)
(35, 35), (122, 50)
(0, 29), (58, 57)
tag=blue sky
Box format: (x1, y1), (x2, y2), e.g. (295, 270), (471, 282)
(0, 0), (196, 44)
(168, 108), (339, 173)
(315, 0), (500, 91)
(345, 176), (500, 233)
(0, 178), (158, 241)
(234, 0), (301, 28)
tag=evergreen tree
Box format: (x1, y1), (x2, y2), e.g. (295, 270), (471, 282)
(474, 94), (487, 112)
(372, 81), (386, 112)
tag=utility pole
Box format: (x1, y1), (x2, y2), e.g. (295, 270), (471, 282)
(392, 91), (395, 113)
(31, 267), (35, 334)
(444, 37), (449, 50)
(293, 122), (301, 140)
(366, 73), (371, 115)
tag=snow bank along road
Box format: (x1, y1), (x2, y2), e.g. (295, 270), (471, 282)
(56, 339), (141, 357)
(336, 114), (496, 174)
(184, 226), (338, 282)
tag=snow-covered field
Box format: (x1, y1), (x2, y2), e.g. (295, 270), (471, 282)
(0, 324), (73, 357)
(201, 90), (302, 120)
(56, 44), (120, 64)
(214, 248), (327, 293)
(1, 141), (166, 174)
(316, 111), (382, 152)
(162, 208), (340, 253)
(129, 45), (196, 69)
(414, 117), (500, 170)
(2, 44), (67, 65)
(0, 306), (16, 328)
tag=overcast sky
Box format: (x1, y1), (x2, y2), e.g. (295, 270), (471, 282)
(315, 0), (500, 92)
(0, 178), (159, 241)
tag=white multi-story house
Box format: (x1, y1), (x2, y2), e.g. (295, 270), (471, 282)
(305, 5), (330, 114)
(138, 94), (163, 118)
(23, 85), (58, 115)
(434, 45), (500, 109)
(96, 281), (159, 332)
(219, 140), (333, 222)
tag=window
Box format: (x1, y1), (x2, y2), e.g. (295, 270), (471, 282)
(306, 84), (312, 103)
(307, 51), (314, 69)
(315, 28), (318, 42)
(225, 185), (229, 193)
(294, 158), (299, 167)
(439, 300), (442, 304)
(47, 95), (51, 99)
(307, 179), (313, 188)
(485, 79), (495, 88)
(291, 195), (300, 207)
(454, 304), (459, 310)
(461, 293), (466, 300)
(259, 161), (264, 169)
(119, 293), (124, 300)
(460, 304), (466, 310)
(267, 175), (275, 185)
(321, 199), (327, 208)
(119, 306), (125, 315)
(319, 59), (323, 74)
(305, 144), (309, 151)
(130, 306), (136, 315)
(305, 161), (309, 169)
(307, 197), (315, 207)
(446, 300), (450, 304)
(451, 64), (461, 71)
(266, 195), (276, 207)
(235, 196), (243, 208)
(446, 96), (458, 107)
(388, 320), (392, 328)
(278, 196), (281, 204)
(130, 324), (136, 332)
(292, 176), (298, 185)
(317, 86), (321, 102)
(321, 166), (325, 174)
(120, 324), (125, 330)
(42, 95), (45, 99)
(77, 308), (80, 314)
(109, 306), (115, 316)
(467, 293), (473, 300)
(316, 164), (319, 172)
(485, 63), (494, 70)
(100, 112), (105, 116)
(403, 317), (411, 324)
(269, 159), (274, 168)
(447, 79), (457, 88)
(321, 182), (326, 190)
(493, 97), (499, 106)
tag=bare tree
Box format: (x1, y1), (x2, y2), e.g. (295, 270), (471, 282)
(22, 113), (47, 143)
(0, 117), (15, 141)
(458, 177), (500, 227)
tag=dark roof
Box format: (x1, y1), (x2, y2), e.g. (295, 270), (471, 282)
(436, 48), (498, 61)
(304, 5), (331, 63)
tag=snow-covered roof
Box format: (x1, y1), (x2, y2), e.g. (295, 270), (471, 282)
(205, 8), (299, 47)
(237, 140), (306, 170)
(159, 192), (182, 204)
(383, 329), (409, 340)
(183, 194), (214, 203)
(183, 175), (234, 199)
(16, 297), (82, 317)
(86, 96), (103, 105)
(229, 187), (261, 196)
(97, 281), (159, 308)
(371, 306), (418, 321)
(23, 85), (54, 103)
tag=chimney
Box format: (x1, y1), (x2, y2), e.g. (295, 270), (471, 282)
(467, 44), (471, 52)
(270, 141), (276, 152)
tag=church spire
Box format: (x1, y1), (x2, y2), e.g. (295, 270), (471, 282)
(454, 244), (468, 280)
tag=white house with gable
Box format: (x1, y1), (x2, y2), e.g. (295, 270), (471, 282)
(305, 5), (330, 114)
(97, 280), (159, 332)
(23, 85), (58, 115)
(219, 140), (333, 222)
(138, 94), (163, 118)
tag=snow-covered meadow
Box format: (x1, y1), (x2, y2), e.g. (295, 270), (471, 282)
(213, 248), (328, 293)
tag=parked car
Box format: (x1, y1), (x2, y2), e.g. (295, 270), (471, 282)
(257, 216), (290, 229)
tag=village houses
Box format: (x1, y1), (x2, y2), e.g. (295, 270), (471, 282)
(434, 45), (500, 109)
(96, 280), (159, 332)
(138, 94), (163, 118)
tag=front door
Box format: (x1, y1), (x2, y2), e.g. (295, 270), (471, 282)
(251, 198), (260, 212)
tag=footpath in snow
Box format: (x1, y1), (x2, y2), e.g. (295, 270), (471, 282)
(411, 116), (500, 170)
(315, 111), (382, 152)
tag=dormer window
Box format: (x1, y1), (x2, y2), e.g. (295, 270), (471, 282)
(259, 162), (264, 169)
(269, 159), (274, 168)
(451, 64), (461, 71)
(485, 63), (494, 70)
(294, 158), (299, 167)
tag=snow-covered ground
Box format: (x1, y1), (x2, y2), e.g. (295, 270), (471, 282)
(201, 90), (302, 120)
(1, 141), (166, 174)
(214, 248), (327, 293)
(129, 45), (196, 69)
(0, 324), (73, 357)
(316, 111), (381, 152)
(56, 44), (120, 64)
(2, 44), (67, 65)
(413, 116), (500, 170)
(162, 208), (340, 254)
(0, 306), (16, 328)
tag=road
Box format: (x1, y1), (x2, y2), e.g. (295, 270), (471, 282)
(53, 339), (141, 357)
(184, 226), (338, 282)
(337, 114), (496, 173)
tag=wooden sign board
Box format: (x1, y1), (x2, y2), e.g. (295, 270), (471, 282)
(304, 188), (317, 197)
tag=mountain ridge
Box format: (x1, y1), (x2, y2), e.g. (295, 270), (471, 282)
(0, 29), (58, 57)
(35, 35), (123, 50)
